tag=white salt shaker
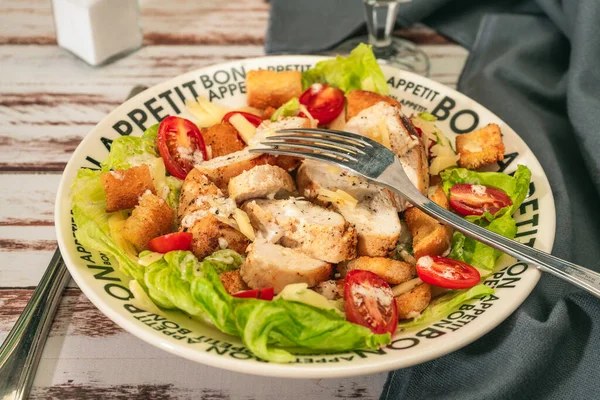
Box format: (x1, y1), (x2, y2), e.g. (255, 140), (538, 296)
(52, 0), (143, 66)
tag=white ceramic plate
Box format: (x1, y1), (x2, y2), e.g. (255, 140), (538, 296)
(55, 56), (555, 379)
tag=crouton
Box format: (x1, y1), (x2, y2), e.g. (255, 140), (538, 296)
(263, 106), (277, 120)
(122, 192), (174, 252)
(404, 187), (453, 260)
(246, 70), (302, 109)
(185, 214), (249, 260)
(101, 165), (155, 213)
(220, 270), (249, 294)
(395, 283), (432, 320)
(195, 149), (273, 193)
(456, 123), (505, 169)
(338, 257), (415, 285)
(346, 90), (401, 120)
(202, 122), (246, 158)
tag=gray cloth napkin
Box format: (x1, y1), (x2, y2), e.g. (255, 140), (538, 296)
(267, 1), (600, 399)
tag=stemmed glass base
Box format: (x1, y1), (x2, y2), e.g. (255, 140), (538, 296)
(334, 35), (430, 76)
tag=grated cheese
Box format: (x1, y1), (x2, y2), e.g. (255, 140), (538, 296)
(316, 188), (358, 208)
(392, 278), (423, 297)
(229, 113), (257, 144)
(233, 208), (255, 241)
(185, 96), (231, 128)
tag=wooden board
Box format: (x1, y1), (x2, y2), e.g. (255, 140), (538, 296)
(0, 0), (468, 397)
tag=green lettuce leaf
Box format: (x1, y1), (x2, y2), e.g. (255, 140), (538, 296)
(164, 175), (182, 210)
(141, 250), (390, 362)
(441, 165), (532, 270)
(202, 249), (245, 274)
(398, 284), (494, 330)
(302, 43), (389, 94)
(101, 125), (159, 171)
(270, 98), (300, 121)
(70, 169), (143, 281)
(450, 214), (517, 270)
(441, 165), (532, 219)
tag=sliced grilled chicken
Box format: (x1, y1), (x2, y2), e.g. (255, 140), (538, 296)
(228, 164), (296, 204)
(296, 160), (401, 257)
(344, 101), (429, 206)
(241, 198), (357, 263)
(338, 257), (415, 285)
(178, 169), (222, 222)
(178, 169), (250, 259)
(313, 279), (344, 301)
(195, 149), (273, 193)
(395, 283), (432, 320)
(240, 240), (332, 294)
(249, 116), (312, 172)
(183, 214), (249, 260)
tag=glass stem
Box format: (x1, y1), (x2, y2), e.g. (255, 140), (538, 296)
(363, 0), (400, 57)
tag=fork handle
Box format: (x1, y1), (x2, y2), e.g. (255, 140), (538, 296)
(393, 186), (600, 297)
(0, 249), (70, 399)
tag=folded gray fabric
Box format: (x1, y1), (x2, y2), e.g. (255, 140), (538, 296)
(267, 1), (600, 399)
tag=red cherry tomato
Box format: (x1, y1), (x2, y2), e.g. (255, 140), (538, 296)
(449, 183), (513, 216)
(299, 84), (345, 125)
(344, 270), (398, 335)
(157, 116), (208, 179)
(148, 232), (193, 253)
(232, 287), (274, 300)
(222, 111), (264, 127)
(416, 256), (480, 289)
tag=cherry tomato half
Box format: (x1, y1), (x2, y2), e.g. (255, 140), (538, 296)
(416, 256), (480, 289)
(299, 84), (345, 125)
(344, 270), (398, 335)
(157, 116), (208, 179)
(232, 287), (274, 301)
(449, 183), (513, 216)
(222, 111), (264, 127)
(148, 232), (193, 253)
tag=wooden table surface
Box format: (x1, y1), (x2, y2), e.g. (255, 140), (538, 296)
(0, 1), (468, 398)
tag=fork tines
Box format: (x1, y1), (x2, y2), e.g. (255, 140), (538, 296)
(249, 128), (374, 165)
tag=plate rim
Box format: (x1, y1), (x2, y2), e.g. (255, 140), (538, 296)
(54, 55), (555, 379)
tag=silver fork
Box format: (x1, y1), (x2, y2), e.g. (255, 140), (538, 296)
(250, 128), (600, 297)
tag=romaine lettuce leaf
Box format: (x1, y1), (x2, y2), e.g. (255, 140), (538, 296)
(203, 249), (245, 274)
(397, 284), (494, 330)
(141, 250), (390, 362)
(302, 43), (389, 94)
(101, 124), (159, 171)
(270, 98), (300, 121)
(441, 165), (532, 219)
(70, 169), (143, 281)
(441, 165), (532, 270)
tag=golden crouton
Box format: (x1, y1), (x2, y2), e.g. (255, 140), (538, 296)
(246, 70), (302, 109)
(404, 187), (453, 260)
(338, 257), (415, 285)
(220, 270), (249, 294)
(346, 90), (401, 120)
(122, 193), (174, 252)
(263, 106), (277, 120)
(178, 169), (222, 222)
(395, 283), (432, 320)
(456, 123), (505, 169)
(101, 165), (155, 213)
(185, 214), (250, 260)
(202, 122), (246, 159)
